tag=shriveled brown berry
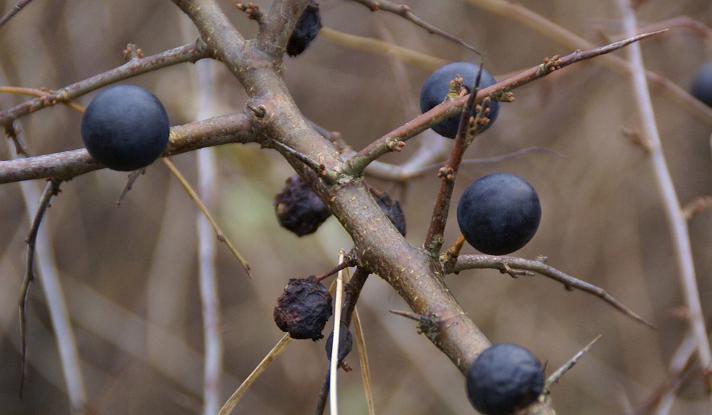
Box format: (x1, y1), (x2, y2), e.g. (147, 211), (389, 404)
(325, 323), (353, 364)
(286, 1), (322, 57)
(374, 192), (407, 236)
(274, 175), (331, 236)
(274, 276), (333, 340)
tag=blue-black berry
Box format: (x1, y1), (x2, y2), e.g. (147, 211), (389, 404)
(457, 173), (541, 255)
(287, 1), (322, 57)
(81, 85), (169, 171)
(466, 344), (544, 415)
(274, 276), (333, 340)
(419, 62), (500, 138)
(324, 323), (353, 365)
(691, 62), (712, 107)
(274, 175), (331, 236)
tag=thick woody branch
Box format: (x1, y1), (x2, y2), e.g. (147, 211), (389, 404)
(348, 29), (667, 174)
(173, 0), (490, 377)
(0, 112), (256, 183)
(449, 254), (653, 328)
(0, 40), (210, 126)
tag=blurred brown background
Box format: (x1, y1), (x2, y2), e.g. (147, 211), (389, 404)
(0, 0), (711, 414)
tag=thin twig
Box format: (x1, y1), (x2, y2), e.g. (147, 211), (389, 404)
(19, 178), (61, 398)
(0, 86), (87, 113)
(462, 0), (712, 125)
(545, 335), (602, 391)
(351, 29), (667, 172)
(424, 66), (486, 256)
(329, 251), (347, 415)
(0, 40), (209, 126)
(450, 255), (654, 328)
(349, 0), (481, 56)
(617, 0), (711, 387)
(352, 308), (376, 415)
(161, 158), (252, 277)
(0, 0), (35, 29)
(3, 121), (30, 156)
(217, 334), (292, 415)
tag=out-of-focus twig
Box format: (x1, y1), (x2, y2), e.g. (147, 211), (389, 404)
(352, 308), (376, 415)
(617, 0), (711, 387)
(642, 332), (697, 415)
(682, 196), (712, 220)
(349, 0), (482, 56)
(450, 255), (653, 328)
(190, 39), (224, 414)
(218, 334), (293, 415)
(320, 27), (445, 71)
(161, 157), (252, 276)
(0, 0), (35, 29)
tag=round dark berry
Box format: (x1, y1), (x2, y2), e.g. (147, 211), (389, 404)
(274, 276), (333, 340)
(287, 1), (322, 57)
(324, 323), (353, 364)
(466, 344), (544, 415)
(691, 62), (712, 107)
(419, 62), (500, 138)
(373, 191), (407, 236)
(274, 175), (331, 236)
(457, 173), (541, 255)
(81, 85), (169, 171)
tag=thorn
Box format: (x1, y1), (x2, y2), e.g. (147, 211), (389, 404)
(545, 335), (602, 392)
(247, 103), (266, 118)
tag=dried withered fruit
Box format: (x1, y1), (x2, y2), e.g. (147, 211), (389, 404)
(274, 276), (333, 340)
(274, 175), (331, 236)
(374, 191), (407, 236)
(286, 1), (322, 57)
(324, 323), (353, 364)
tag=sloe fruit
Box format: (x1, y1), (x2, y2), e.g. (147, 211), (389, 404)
(287, 1), (322, 57)
(274, 175), (331, 236)
(324, 322), (353, 364)
(691, 62), (712, 107)
(457, 173), (541, 255)
(274, 276), (332, 340)
(81, 85), (169, 171)
(419, 62), (499, 138)
(373, 191), (407, 236)
(466, 343), (544, 415)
